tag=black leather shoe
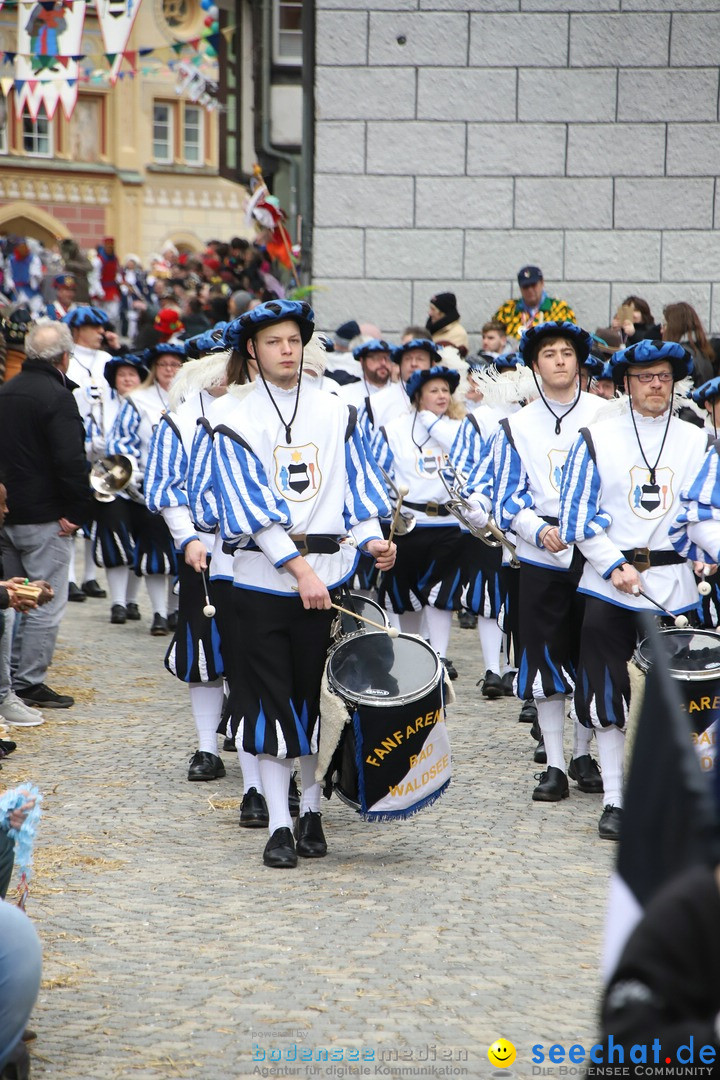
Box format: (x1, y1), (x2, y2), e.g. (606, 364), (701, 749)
(530, 717), (542, 742)
(501, 671), (516, 696)
(441, 657), (458, 681)
(187, 750), (226, 781)
(532, 767), (569, 802)
(167, 611), (179, 630)
(68, 581), (86, 603)
(110, 603), (127, 625)
(533, 737), (546, 764)
(82, 579), (107, 598)
(598, 804), (622, 841)
(518, 698), (537, 724)
(126, 602), (141, 621)
(288, 773), (301, 817)
(239, 787), (269, 828)
(0, 739), (17, 758)
(223, 735), (236, 752)
(457, 609), (477, 629)
(150, 613), (168, 636)
(263, 827), (298, 868)
(295, 810), (327, 858)
(478, 669), (504, 699)
(569, 754), (603, 794)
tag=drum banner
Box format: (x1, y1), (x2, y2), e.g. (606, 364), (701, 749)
(351, 693), (451, 820)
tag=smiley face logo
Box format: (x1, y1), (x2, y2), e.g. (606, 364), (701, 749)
(488, 1039), (516, 1068)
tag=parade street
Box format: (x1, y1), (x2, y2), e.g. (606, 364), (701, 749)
(10, 593), (614, 1080)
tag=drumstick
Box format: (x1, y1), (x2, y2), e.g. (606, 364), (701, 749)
(200, 568), (216, 618)
(387, 483), (410, 548)
(330, 601), (399, 638)
(631, 585), (689, 628)
(698, 566), (713, 597)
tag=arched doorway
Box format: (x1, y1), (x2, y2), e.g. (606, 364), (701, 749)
(0, 201), (71, 247)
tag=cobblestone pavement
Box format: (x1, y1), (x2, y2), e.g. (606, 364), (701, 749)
(4, 590), (616, 1080)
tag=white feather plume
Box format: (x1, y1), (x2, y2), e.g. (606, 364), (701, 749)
(302, 332), (328, 380)
(470, 364), (538, 407)
(168, 350), (231, 410)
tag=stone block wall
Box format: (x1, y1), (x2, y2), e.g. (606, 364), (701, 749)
(312, 1), (720, 346)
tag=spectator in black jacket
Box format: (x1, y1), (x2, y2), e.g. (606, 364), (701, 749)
(0, 319), (90, 710)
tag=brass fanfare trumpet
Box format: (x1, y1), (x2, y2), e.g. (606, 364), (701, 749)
(440, 458), (519, 567)
(89, 454), (135, 502)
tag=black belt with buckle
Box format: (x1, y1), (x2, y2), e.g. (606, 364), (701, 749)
(403, 499), (451, 517)
(622, 547), (685, 573)
(292, 534), (341, 556)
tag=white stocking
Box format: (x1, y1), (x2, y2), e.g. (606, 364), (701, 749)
(257, 755), (294, 834)
(477, 617), (503, 675)
(536, 696), (566, 773)
(188, 682), (224, 755)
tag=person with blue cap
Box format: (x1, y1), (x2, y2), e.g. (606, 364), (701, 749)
(106, 342), (187, 635)
(361, 337), (443, 440)
(205, 300), (395, 868)
(339, 338), (394, 413)
(372, 365), (464, 673)
(560, 339), (713, 840)
(488, 322), (605, 808)
(493, 266), (576, 342)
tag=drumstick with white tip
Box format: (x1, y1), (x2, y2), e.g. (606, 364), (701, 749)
(200, 568), (216, 618)
(631, 584), (689, 628)
(386, 483), (410, 548)
(698, 565), (713, 597)
(330, 601), (399, 638)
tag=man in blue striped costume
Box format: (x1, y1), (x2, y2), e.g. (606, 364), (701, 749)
(492, 322), (604, 805)
(209, 301), (395, 869)
(560, 340), (710, 841)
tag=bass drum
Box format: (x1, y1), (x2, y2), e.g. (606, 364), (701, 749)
(334, 592), (389, 639)
(633, 628), (720, 772)
(326, 631), (451, 820)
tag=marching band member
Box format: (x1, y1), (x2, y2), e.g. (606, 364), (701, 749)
(106, 343), (185, 635)
(492, 322), (604, 805)
(63, 305), (114, 602)
(207, 300), (394, 869)
(81, 354), (148, 624)
(144, 347), (230, 782)
(339, 338), (394, 413)
(373, 365), (464, 672)
(360, 338), (441, 438)
(560, 340), (709, 840)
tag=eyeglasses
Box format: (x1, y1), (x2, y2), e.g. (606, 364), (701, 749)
(156, 361), (182, 370)
(627, 371), (674, 383)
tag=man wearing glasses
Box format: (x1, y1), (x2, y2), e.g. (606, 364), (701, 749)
(559, 340), (711, 841)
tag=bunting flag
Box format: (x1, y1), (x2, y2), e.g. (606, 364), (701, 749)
(602, 617), (720, 982)
(95, 0), (142, 85)
(15, 0), (86, 119)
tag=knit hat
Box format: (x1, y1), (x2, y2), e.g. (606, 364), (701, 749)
(430, 293), (459, 320)
(334, 320), (361, 348)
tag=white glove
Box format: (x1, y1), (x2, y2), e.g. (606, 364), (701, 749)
(465, 495), (489, 531)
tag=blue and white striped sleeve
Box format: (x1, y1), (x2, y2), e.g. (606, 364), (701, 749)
(451, 416), (484, 477)
(559, 434), (623, 577)
(211, 429), (296, 567)
(344, 421), (392, 549)
(462, 434), (495, 512)
(670, 445), (720, 561)
(188, 420), (218, 532)
(368, 424), (394, 477)
(106, 399), (141, 465)
(492, 424), (545, 545)
(145, 415), (199, 551)
(145, 415), (188, 512)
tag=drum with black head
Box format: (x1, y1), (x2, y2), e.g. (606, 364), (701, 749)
(325, 631), (451, 819)
(633, 628), (720, 772)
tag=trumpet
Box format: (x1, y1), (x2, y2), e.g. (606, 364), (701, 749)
(378, 464), (416, 537)
(90, 454), (135, 503)
(440, 459), (519, 567)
